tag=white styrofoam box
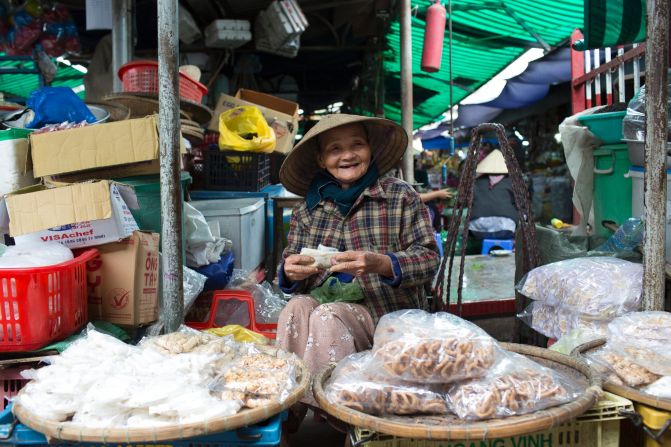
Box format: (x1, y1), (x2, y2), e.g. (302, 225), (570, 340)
(179, 5), (202, 45)
(255, 12), (300, 58)
(190, 198), (265, 271)
(85, 0), (112, 30)
(284, 0), (308, 29)
(205, 20), (252, 49)
(628, 166), (671, 262)
(0, 133), (36, 197)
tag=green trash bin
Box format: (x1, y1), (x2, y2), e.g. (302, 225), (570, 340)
(114, 172), (192, 255)
(593, 144), (632, 237)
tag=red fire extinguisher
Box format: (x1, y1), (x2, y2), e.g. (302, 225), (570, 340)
(421, 1), (447, 73)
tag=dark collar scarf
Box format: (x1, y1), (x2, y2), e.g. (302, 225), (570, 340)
(305, 163), (380, 216)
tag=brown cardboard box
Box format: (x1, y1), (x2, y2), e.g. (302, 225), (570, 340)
(86, 231), (160, 327)
(208, 89), (299, 154)
(1, 181), (140, 249)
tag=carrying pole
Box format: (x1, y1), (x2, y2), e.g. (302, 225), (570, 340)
(642, 0), (669, 311)
(112, 0), (132, 92)
(157, 0), (184, 332)
(400, 0), (415, 184)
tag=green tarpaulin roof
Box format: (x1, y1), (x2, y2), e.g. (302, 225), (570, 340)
(383, 0), (585, 128)
(0, 56), (85, 101)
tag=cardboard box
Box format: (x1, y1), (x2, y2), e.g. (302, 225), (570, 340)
(208, 89), (299, 154)
(86, 231), (160, 327)
(1, 180), (140, 249)
(30, 116), (160, 178)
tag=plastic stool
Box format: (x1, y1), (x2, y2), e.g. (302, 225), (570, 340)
(481, 239), (514, 254)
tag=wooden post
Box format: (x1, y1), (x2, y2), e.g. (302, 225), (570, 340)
(643, 0), (669, 311)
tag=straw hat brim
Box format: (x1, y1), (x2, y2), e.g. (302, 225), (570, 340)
(476, 149), (509, 175)
(279, 114), (408, 196)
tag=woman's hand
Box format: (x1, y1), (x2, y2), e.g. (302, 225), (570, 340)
(330, 251), (394, 278)
(419, 189), (453, 203)
(283, 254), (322, 282)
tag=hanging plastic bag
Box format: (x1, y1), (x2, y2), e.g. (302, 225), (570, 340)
(218, 106), (276, 153)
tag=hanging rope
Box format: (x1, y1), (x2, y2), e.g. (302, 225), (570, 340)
(432, 123), (540, 323)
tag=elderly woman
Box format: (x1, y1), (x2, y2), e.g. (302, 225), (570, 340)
(276, 114), (440, 410)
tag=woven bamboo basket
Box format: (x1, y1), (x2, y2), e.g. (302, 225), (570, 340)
(572, 338), (671, 411)
(313, 343), (601, 440)
(104, 92), (213, 125)
(12, 357), (309, 443)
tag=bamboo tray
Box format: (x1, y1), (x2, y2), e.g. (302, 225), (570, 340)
(313, 343), (601, 440)
(12, 358), (309, 443)
(572, 338), (671, 411)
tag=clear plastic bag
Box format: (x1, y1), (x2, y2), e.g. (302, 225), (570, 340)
(209, 351), (298, 407)
(642, 377), (671, 399)
(0, 241), (73, 268)
(517, 257), (643, 318)
(227, 270), (287, 324)
(447, 352), (583, 420)
(622, 78), (671, 142)
(518, 302), (610, 340)
(370, 310), (498, 383)
(587, 344), (660, 388)
(607, 311), (671, 376)
(325, 351), (449, 416)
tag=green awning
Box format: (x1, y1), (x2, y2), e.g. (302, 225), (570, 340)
(383, 0), (584, 128)
(579, 0), (645, 50)
(0, 56), (85, 101)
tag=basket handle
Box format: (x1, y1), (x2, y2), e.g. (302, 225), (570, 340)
(593, 150), (615, 175)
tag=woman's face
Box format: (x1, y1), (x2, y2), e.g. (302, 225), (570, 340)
(317, 123), (372, 189)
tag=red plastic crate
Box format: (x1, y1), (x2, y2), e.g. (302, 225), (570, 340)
(186, 290), (277, 340)
(118, 60), (208, 104)
(0, 363), (34, 410)
(0, 249), (97, 352)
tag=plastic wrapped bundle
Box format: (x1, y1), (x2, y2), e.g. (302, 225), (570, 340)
(371, 310), (498, 383)
(519, 302), (610, 339)
(608, 311), (671, 376)
(517, 257), (642, 318)
(325, 352), (449, 416)
(447, 352), (582, 420)
(586, 344), (660, 388)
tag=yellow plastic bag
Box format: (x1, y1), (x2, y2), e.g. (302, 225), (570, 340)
(205, 325), (269, 344)
(218, 106), (276, 153)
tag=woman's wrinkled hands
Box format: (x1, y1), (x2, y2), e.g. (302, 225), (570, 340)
(329, 251), (393, 278)
(283, 254), (323, 282)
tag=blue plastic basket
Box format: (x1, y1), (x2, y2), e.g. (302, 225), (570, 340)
(0, 405), (286, 447)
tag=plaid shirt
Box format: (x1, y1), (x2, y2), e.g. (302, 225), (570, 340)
(280, 177), (439, 321)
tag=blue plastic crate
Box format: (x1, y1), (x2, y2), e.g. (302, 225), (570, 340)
(0, 405), (286, 447)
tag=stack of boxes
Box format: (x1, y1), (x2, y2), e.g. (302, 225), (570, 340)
(0, 115), (185, 329)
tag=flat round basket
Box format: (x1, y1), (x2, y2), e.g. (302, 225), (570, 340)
(572, 338), (671, 411)
(12, 357), (309, 443)
(105, 92), (213, 125)
(313, 343), (601, 440)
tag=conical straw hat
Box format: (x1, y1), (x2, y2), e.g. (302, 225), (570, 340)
(476, 149), (508, 175)
(279, 114), (408, 196)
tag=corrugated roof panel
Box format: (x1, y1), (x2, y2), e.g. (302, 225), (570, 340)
(384, 0), (584, 128)
(0, 57), (85, 101)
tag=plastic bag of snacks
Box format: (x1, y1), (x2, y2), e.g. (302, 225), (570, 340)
(518, 302), (610, 340)
(370, 310), (498, 384)
(517, 257), (642, 318)
(325, 352), (449, 416)
(447, 352), (583, 420)
(607, 312), (671, 376)
(586, 344), (660, 388)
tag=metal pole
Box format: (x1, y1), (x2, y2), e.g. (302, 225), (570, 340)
(112, 0), (132, 92)
(400, 0), (415, 184)
(448, 0), (454, 153)
(158, 0), (184, 332)
(643, 0), (669, 311)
